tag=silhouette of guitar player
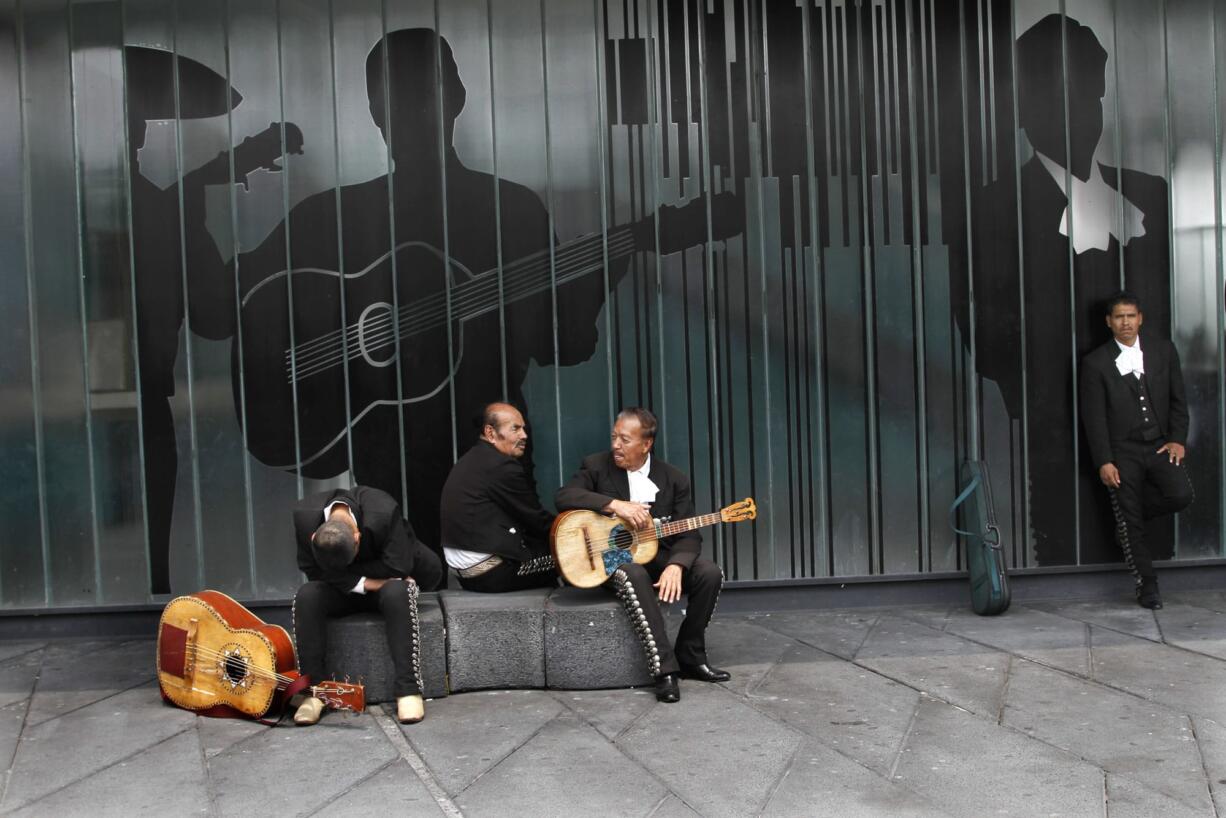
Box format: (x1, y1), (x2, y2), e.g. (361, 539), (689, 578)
(232, 29), (740, 561)
(955, 15), (1172, 566)
(125, 46), (302, 594)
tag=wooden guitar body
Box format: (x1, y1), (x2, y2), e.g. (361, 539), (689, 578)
(551, 510), (659, 589)
(157, 590), (297, 719)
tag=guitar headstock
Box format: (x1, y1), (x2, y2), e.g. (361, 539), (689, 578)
(312, 681), (365, 713)
(720, 497), (757, 523)
(654, 191), (744, 254)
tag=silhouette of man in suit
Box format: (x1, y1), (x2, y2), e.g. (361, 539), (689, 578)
(957, 15), (1172, 566)
(235, 29), (614, 562)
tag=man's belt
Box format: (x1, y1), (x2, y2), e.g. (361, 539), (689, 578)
(455, 553), (557, 579)
(456, 555), (503, 579)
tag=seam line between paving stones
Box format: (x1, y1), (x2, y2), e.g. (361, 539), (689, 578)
(194, 721), (221, 818)
(1189, 716), (1224, 818)
(847, 613), (882, 661)
(0, 683), (38, 809)
(23, 677), (160, 731)
(0, 726), (194, 815)
(449, 703), (562, 797)
(753, 733), (803, 815)
(888, 693), (923, 780)
(744, 616), (1220, 812)
(995, 654), (1013, 725)
(0, 647), (46, 669)
(302, 756), (401, 817)
(372, 707), (463, 818)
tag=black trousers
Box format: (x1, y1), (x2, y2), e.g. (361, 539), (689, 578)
(293, 579), (421, 697)
(455, 558), (558, 593)
(606, 558), (724, 677)
(1106, 438), (1194, 581)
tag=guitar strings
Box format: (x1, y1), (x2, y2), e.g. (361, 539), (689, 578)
(281, 226), (635, 369)
(186, 643), (358, 698)
(285, 231), (636, 382)
(283, 230), (638, 382)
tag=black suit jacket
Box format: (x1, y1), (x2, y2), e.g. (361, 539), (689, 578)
(554, 452), (702, 571)
(1079, 334), (1189, 470)
(439, 441), (554, 561)
(294, 485), (441, 593)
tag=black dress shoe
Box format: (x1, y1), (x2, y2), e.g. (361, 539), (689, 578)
(654, 673), (680, 703)
(1137, 577), (1163, 610)
(679, 663), (731, 683)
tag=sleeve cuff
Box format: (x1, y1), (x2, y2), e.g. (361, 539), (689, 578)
(351, 577), (366, 594)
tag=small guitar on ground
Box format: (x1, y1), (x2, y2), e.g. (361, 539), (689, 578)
(156, 590), (364, 721)
(551, 498), (757, 588)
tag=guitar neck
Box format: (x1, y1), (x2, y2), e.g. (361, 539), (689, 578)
(447, 222), (642, 324)
(656, 511), (726, 539)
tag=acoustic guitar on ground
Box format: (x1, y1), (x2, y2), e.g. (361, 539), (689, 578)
(551, 498), (757, 588)
(157, 590), (364, 720)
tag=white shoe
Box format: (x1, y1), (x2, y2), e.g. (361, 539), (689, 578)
(293, 696), (325, 726)
(397, 694), (424, 724)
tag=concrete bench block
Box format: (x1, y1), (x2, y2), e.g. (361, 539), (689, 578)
(439, 588), (549, 692)
(323, 592), (447, 704)
(544, 587), (654, 689)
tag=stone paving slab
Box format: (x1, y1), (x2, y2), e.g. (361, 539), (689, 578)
(1104, 772), (1213, 818)
(1030, 598), (1162, 642)
(549, 687), (658, 741)
(700, 618), (796, 696)
(1090, 626), (1226, 723)
(856, 616), (1009, 718)
(1002, 657), (1212, 811)
(206, 711), (397, 817)
(1, 684), (195, 811)
(619, 683), (802, 818)
(1153, 602), (1226, 660)
(316, 758), (446, 816)
(749, 642), (919, 774)
(893, 695), (1105, 817)
(761, 738), (952, 818)
(399, 689), (563, 795)
(0, 652), (40, 712)
(454, 709), (667, 817)
(908, 604), (1092, 677)
(743, 610), (878, 660)
(25, 640), (154, 727)
(8, 729), (207, 818)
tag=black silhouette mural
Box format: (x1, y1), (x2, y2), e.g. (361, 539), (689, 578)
(125, 46), (302, 593)
(1, 1), (1223, 608)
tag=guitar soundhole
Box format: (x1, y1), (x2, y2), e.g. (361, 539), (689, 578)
(218, 643), (253, 692)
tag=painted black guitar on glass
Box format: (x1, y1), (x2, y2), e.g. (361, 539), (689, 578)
(235, 192), (741, 472)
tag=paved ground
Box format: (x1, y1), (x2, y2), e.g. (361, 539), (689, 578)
(1, 590), (1225, 817)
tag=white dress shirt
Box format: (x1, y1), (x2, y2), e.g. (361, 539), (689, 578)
(626, 455), (659, 505)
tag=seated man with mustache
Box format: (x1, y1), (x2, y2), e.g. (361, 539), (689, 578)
(439, 403), (559, 592)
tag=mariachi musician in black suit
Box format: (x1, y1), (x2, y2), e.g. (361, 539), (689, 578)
(438, 402), (558, 593)
(1079, 292), (1193, 609)
(291, 485), (442, 725)
(555, 407), (727, 703)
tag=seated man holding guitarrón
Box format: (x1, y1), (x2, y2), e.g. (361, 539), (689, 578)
(555, 407), (728, 703)
(292, 485), (442, 725)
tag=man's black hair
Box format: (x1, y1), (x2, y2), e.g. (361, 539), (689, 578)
(312, 520), (357, 572)
(1104, 290), (1141, 316)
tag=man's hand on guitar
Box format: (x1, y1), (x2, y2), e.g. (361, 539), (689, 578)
(605, 499), (653, 530)
(654, 564), (683, 603)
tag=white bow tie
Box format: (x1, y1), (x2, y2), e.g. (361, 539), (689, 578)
(1036, 153), (1146, 255)
(1115, 343), (1144, 378)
